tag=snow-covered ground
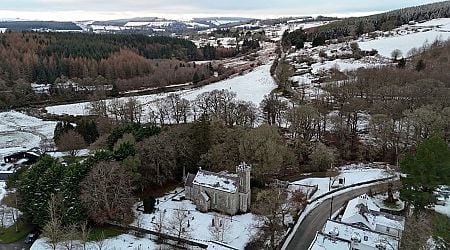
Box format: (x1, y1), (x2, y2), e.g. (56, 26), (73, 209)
(359, 18), (450, 58)
(372, 191), (405, 211)
(31, 233), (160, 250)
(0, 111), (57, 169)
(0, 181), (22, 228)
(132, 188), (257, 249)
(434, 185), (450, 218)
(45, 63), (277, 120)
(291, 163), (393, 200)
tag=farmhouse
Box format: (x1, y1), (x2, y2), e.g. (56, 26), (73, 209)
(185, 163), (251, 215)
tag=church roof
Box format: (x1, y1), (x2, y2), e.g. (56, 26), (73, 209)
(192, 169), (238, 193)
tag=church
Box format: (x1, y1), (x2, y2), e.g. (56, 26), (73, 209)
(184, 163), (251, 215)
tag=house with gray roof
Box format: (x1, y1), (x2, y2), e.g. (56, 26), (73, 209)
(185, 163), (251, 215)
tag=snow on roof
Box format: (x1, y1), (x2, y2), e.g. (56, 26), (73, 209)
(342, 194), (405, 232)
(323, 220), (399, 250)
(308, 232), (351, 250)
(192, 169), (238, 193)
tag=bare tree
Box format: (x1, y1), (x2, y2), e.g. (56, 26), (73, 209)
(2, 192), (20, 232)
(168, 205), (192, 241)
(80, 161), (136, 224)
(153, 210), (167, 243)
(79, 221), (91, 250)
(209, 214), (231, 242)
(61, 224), (80, 250)
(56, 130), (87, 158)
(391, 49), (403, 61)
(252, 186), (293, 249)
(42, 194), (65, 250)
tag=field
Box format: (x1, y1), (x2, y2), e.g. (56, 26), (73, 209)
(45, 63), (277, 121)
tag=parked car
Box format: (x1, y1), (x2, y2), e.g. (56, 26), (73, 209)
(24, 232), (38, 244)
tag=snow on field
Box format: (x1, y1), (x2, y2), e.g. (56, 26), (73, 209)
(359, 30), (450, 58)
(413, 18), (450, 30)
(291, 163), (393, 200)
(46, 63), (276, 119)
(132, 188), (256, 249)
(0, 111), (57, 167)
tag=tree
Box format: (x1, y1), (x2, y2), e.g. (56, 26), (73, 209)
(239, 125), (296, 182)
(209, 214), (231, 242)
(168, 205), (192, 241)
(391, 49), (402, 61)
(80, 161), (136, 224)
(42, 194), (65, 250)
(415, 59), (426, 71)
(286, 105), (320, 141)
(400, 137), (450, 210)
(309, 142), (336, 171)
(252, 186), (293, 249)
(153, 210), (167, 243)
(56, 130), (87, 158)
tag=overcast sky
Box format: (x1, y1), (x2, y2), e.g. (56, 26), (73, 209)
(0, 0), (444, 21)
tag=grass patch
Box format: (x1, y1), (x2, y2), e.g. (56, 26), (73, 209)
(87, 225), (125, 241)
(433, 212), (450, 243)
(0, 220), (34, 243)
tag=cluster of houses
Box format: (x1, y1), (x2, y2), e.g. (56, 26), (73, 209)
(309, 194), (406, 250)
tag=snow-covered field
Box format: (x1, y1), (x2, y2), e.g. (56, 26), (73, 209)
(132, 188), (257, 249)
(359, 26), (450, 58)
(0, 111), (57, 169)
(45, 63), (277, 120)
(291, 163), (393, 200)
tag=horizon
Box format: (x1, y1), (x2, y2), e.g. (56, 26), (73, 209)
(0, 0), (443, 21)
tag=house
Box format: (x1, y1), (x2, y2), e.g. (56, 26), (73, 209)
(341, 194), (405, 238)
(185, 163), (251, 215)
(308, 231), (351, 250)
(322, 220), (400, 250)
(3, 147), (43, 166)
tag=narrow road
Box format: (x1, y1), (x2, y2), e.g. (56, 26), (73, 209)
(285, 181), (400, 250)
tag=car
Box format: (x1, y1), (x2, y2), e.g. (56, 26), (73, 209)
(24, 232), (38, 244)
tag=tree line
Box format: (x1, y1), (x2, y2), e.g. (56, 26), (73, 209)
(285, 1), (450, 45)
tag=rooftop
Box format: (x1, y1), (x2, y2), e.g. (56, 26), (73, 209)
(308, 232), (351, 250)
(192, 169), (238, 193)
(341, 194), (405, 232)
(323, 220), (400, 250)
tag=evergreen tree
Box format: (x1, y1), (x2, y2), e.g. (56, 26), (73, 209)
(400, 137), (450, 210)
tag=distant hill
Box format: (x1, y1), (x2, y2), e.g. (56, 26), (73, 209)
(305, 1), (450, 40)
(0, 21), (81, 31)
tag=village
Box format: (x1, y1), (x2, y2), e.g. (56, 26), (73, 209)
(0, 2), (449, 250)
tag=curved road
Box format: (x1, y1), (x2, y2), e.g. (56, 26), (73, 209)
(285, 181), (400, 250)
